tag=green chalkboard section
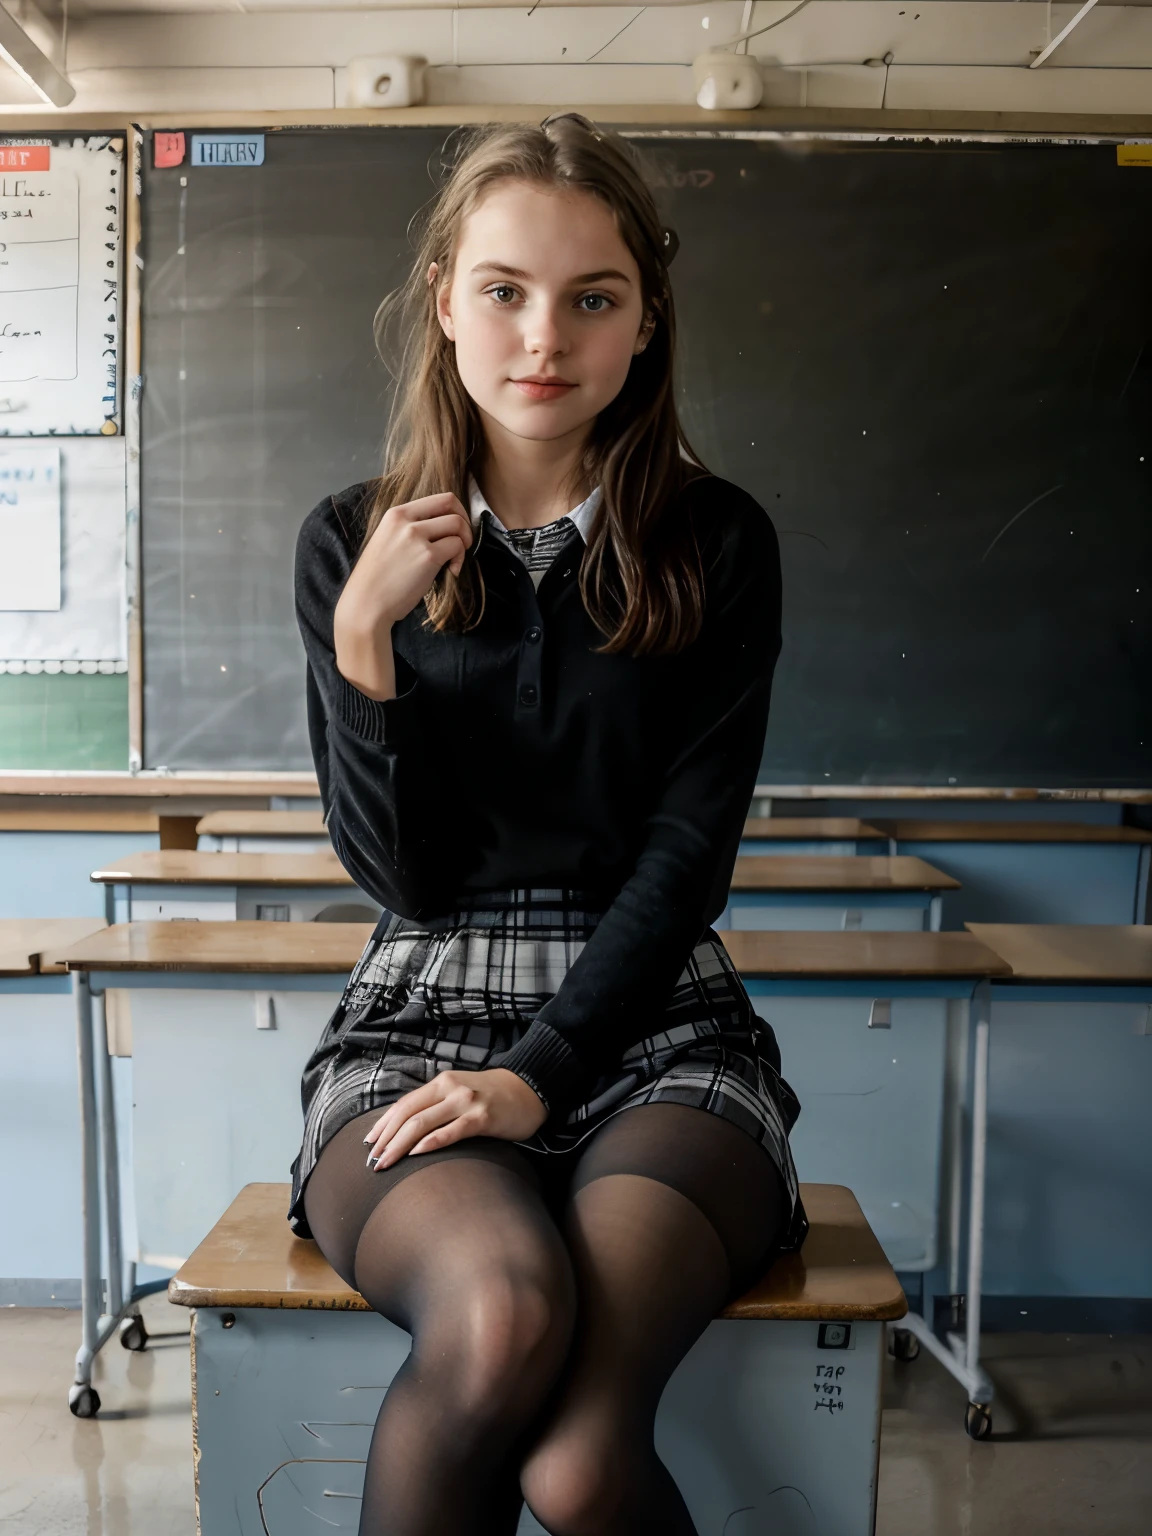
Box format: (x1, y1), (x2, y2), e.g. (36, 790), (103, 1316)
(141, 130), (1151, 785)
(0, 675), (128, 769)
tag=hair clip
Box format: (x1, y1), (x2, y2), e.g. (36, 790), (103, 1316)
(661, 227), (680, 266)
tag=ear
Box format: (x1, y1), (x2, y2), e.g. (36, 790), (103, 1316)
(633, 313), (656, 355)
(430, 261), (455, 342)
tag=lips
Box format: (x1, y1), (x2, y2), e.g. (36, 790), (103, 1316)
(511, 377), (576, 401)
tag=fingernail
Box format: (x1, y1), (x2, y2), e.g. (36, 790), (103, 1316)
(362, 1135), (372, 1144)
(366, 1153), (376, 1168)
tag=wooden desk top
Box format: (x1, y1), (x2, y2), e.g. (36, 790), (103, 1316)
(741, 817), (884, 841)
(0, 773), (320, 799)
(873, 819), (1152, 845)
(168, 1181), (906, 1323)
(0, 810), (166, 833)
(967, 924), (1152, 983)
(730, 855), (959, 891)
(88, 849), (353, 886)
(719, 928), (1010, 979)
(196, 810), (328, 837)
(0, 919), (107, 977)
(58, 920), (374, 974)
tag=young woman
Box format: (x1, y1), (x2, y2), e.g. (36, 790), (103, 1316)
(289, 114), (807, 1536)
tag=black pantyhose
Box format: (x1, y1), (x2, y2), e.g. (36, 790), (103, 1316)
(302, 1101), (785, 1536)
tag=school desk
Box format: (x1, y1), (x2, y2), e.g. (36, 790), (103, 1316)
(89, 848), (380, 924)
(874, 820), (1152, 928)
(963, 924), (1152, 1311)
(0, 920), (107, 1306)
(168, 1181), (905, 1536)
(0, 811), (192, 920)
(740, 816), (885, 856)
(58, 920), (372, 1417)
(724, 855), (959, 933)
(721, 927), (1011, 1438)
(196, 809), (330, 853)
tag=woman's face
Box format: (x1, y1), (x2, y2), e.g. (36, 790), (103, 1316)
(434, 179), (651, 449)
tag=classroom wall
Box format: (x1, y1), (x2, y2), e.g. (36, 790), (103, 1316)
(8, 3), (1152, 118)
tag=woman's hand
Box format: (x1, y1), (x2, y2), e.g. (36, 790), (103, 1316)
(363, 1068), (548, 1170)
(334, 492), (473, 701)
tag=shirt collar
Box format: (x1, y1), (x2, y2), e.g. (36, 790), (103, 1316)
(467, 475), (602, 546)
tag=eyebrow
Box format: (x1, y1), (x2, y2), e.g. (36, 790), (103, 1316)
(469, 261), (633, 285)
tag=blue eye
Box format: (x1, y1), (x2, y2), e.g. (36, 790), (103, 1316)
(578, 293), (612, 313)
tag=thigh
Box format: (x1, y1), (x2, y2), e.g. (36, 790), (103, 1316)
(302, 1100), (546, 1292)
(567, 1100), (788, 1301)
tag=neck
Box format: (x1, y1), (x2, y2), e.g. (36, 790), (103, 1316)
(476, 413), (591, 530)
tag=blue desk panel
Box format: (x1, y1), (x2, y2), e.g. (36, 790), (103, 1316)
(981, 984), (1152, 1299)
(900, 841), (1149, 929)
(745, 978), (974, 1274)
(0, 831), (161, 919)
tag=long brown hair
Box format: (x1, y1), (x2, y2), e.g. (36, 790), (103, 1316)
(365, 113), (707, 656)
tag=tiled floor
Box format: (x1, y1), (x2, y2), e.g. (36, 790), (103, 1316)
(1, 1295), (1149, 1534)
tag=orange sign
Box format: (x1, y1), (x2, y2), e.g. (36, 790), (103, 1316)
(0, 145), (50, 170)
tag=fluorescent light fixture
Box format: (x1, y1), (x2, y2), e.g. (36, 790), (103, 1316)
(0, 6), (75, 108)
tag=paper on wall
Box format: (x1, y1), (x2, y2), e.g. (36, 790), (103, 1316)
(0, 445), (61, 611)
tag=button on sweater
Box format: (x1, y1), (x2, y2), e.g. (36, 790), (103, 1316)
(295, 473), (782, 1116)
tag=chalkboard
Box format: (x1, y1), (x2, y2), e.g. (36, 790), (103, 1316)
(141, 129), (1152, 786)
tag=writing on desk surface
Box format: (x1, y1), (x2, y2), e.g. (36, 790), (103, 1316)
(0, 171), (80, 385)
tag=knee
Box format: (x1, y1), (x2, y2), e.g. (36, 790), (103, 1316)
(429, 1271), (573, 1415)
(521, 1431), (629, 1536)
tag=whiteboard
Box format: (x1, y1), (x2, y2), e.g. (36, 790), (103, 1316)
(0, 437), (126, 668)
(0, 136), (123, 436)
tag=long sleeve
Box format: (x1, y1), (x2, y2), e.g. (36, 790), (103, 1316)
(489, 494), (782, 1114)
(295, 490), (429, 914)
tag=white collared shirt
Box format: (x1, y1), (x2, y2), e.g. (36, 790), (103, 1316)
(467, 475), (602, 590)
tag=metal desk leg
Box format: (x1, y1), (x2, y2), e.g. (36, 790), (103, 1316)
(70, 972), (104, 1417)
(897, 979), (995, 1439)
(1135, 844), (1151, 926)
(69, 974), (169, 1417)
(97, 990), (125, 1322)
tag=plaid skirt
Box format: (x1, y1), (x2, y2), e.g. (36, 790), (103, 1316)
(288, 888), (808, 1256)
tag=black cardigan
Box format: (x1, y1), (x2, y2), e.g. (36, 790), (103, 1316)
(295, 473), (782, 1117)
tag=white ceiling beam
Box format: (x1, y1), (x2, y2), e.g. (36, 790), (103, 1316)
(0, 3), (75, 105)
(1030, 0), (1101, 68)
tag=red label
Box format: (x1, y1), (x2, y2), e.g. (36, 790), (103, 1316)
(154, 132), (186, 169)
(0, 146), (49, 170)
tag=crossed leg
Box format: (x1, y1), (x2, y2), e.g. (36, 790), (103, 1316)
(520, 1103), (787, 1536)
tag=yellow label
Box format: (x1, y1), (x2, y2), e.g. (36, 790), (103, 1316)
(1117, 145), (1152, 167)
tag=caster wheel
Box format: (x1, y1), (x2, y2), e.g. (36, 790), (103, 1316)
(120, 1316), (148, 1352)
(890, 1328), (920, 1363)
(965, 1402), (992, 1441)
(69, 1384), (101, 1419)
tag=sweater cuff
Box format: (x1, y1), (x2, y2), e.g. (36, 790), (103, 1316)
(331, 656), (418, 746)
(489, 1020), (592, 1118)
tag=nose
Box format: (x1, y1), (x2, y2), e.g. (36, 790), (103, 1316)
(522, 298), (569, 360)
